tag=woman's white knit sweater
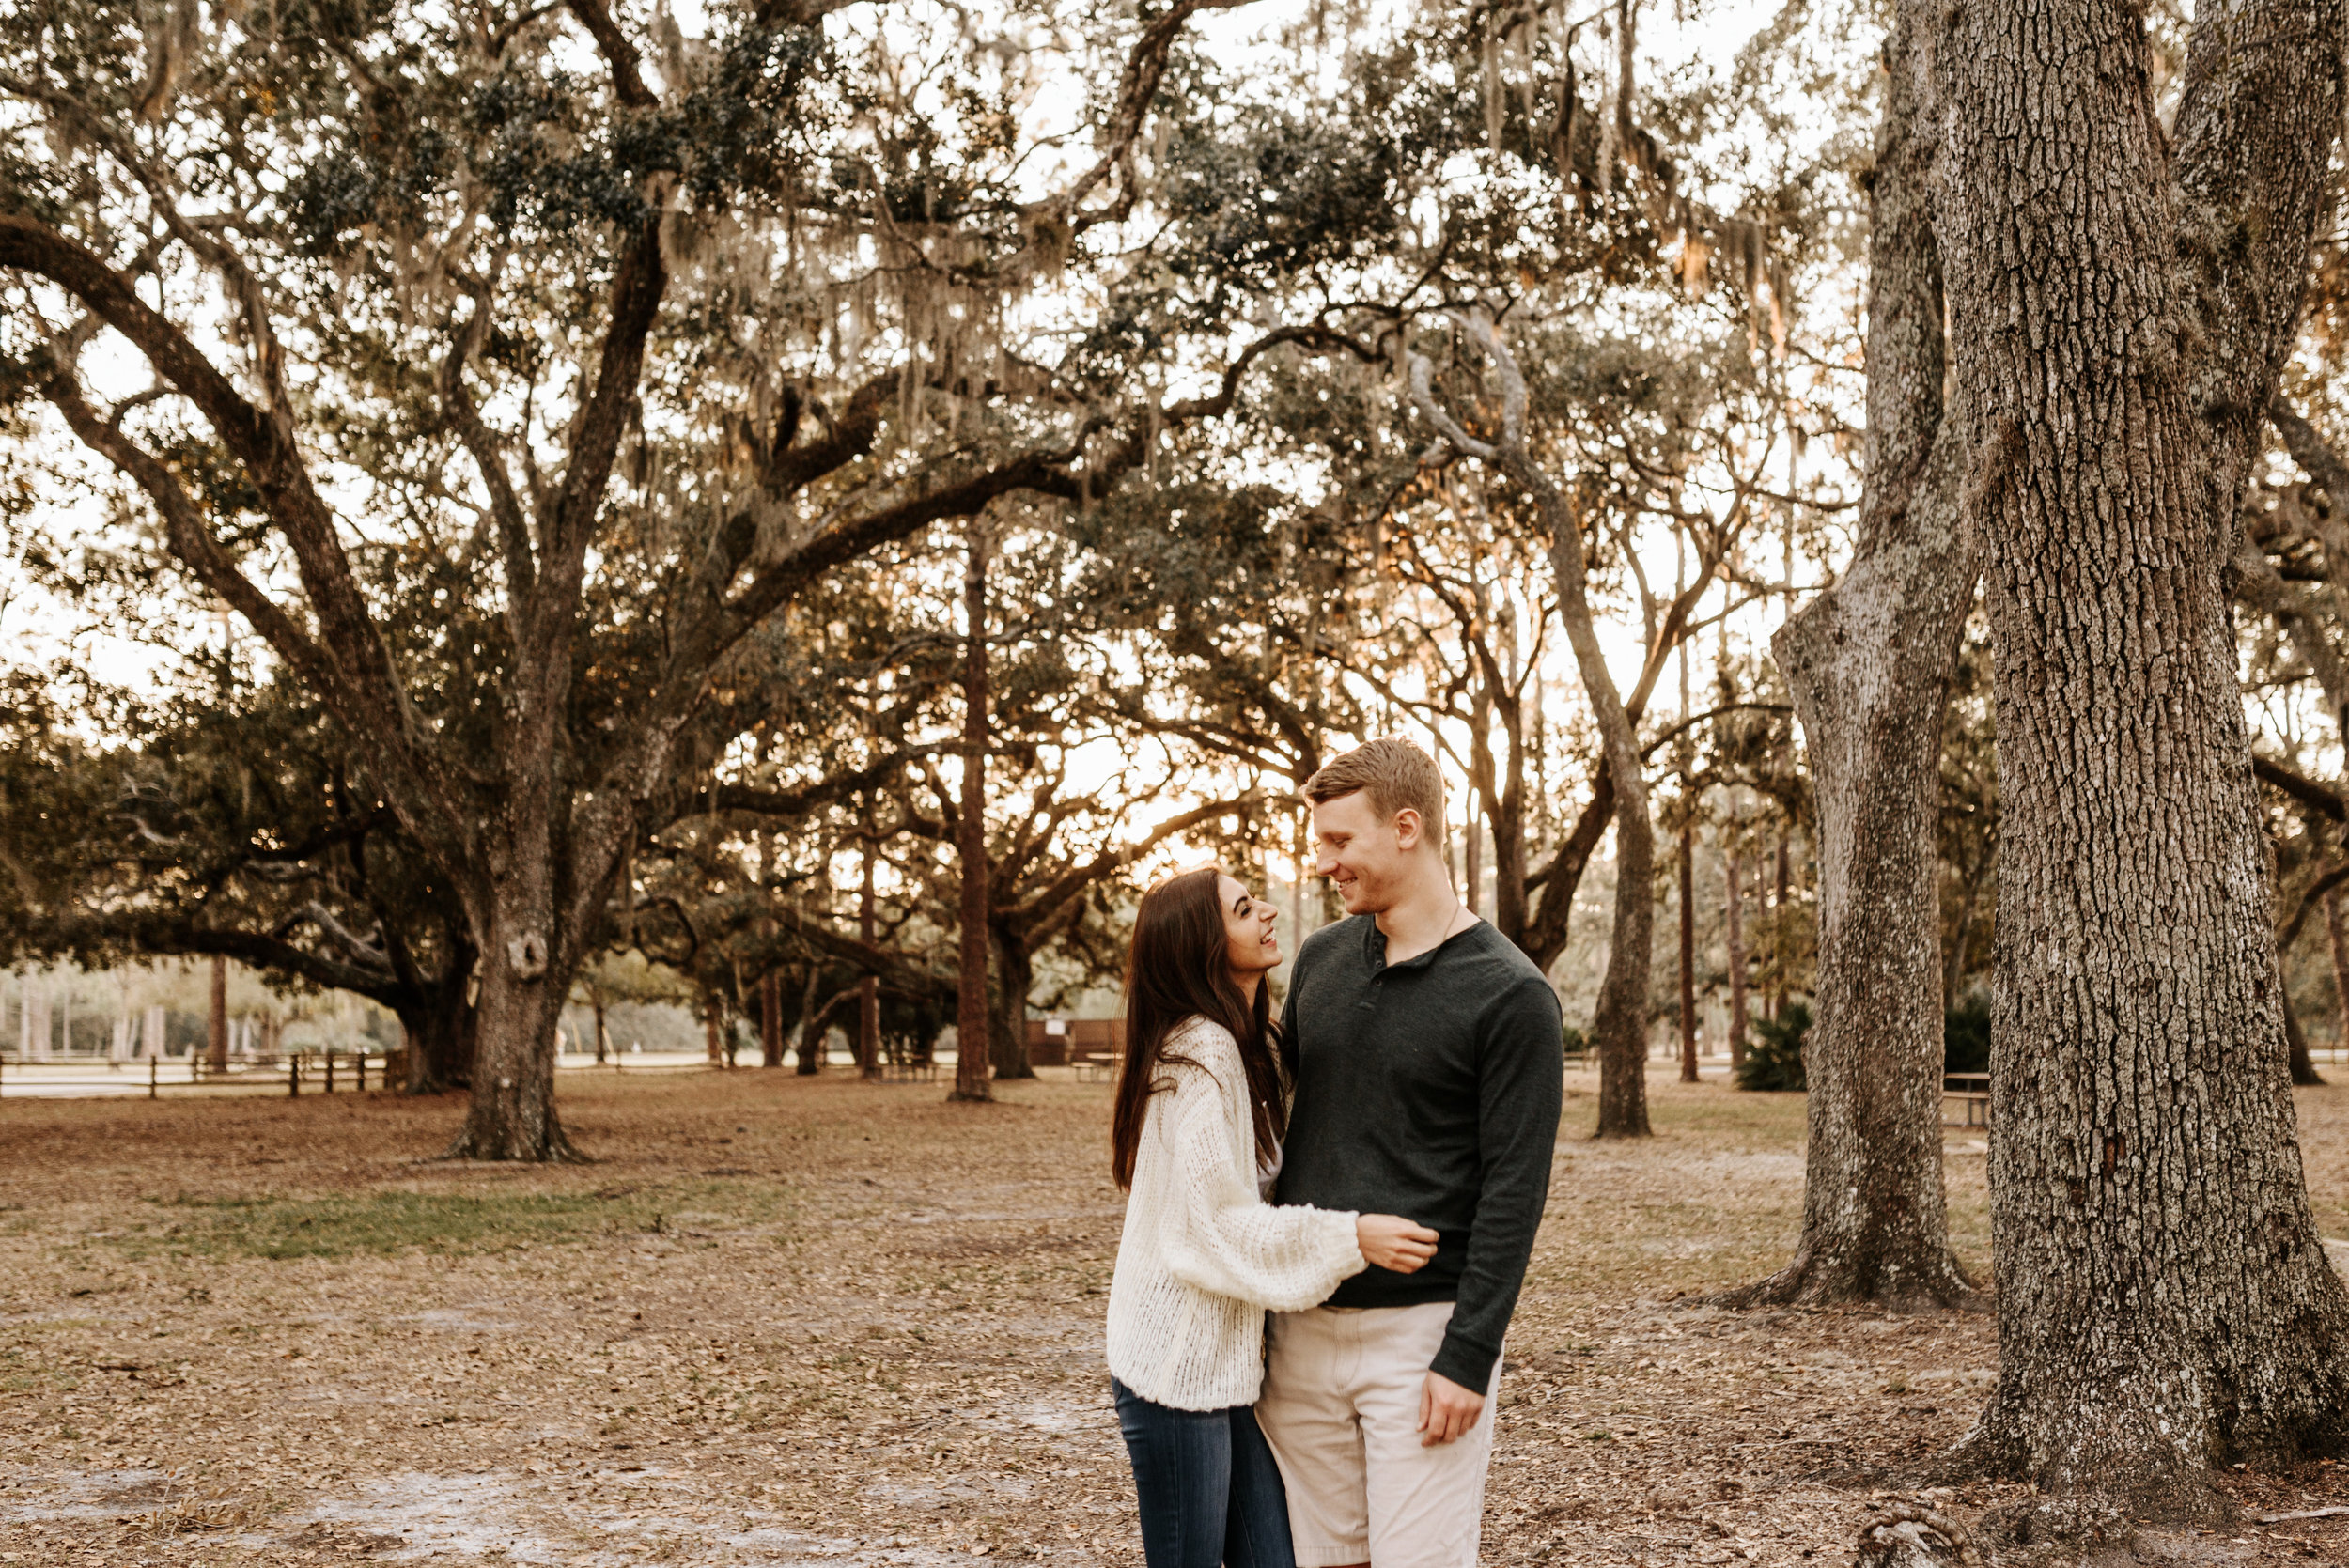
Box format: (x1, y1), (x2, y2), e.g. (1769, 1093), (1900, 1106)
(1105, 1017), (1365, 1411)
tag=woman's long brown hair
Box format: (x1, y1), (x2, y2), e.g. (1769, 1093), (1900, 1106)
(1110, 867), (1287, 1190)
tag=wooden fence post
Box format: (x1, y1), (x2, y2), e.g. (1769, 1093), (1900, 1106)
(288, 1055), (300, 1098)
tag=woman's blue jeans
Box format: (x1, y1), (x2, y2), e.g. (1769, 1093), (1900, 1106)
(1112, 1378), (1298, 1568)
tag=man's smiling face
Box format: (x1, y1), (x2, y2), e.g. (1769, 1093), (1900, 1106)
(1311, 788), (1423, 916)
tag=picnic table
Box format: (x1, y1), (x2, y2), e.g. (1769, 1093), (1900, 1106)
(1944, 1072), (1990, 1127)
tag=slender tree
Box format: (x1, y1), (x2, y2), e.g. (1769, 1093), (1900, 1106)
(953, 526), (993, 1103)
(1410, 315), (1720, 1139)
(1720, 5), (1977, 1310)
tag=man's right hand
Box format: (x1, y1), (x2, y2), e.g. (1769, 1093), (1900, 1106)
(1355, 1214), (1439, 1273)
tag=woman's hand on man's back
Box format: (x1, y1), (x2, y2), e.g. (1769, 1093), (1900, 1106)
(1355, 1214), (1439, 1273)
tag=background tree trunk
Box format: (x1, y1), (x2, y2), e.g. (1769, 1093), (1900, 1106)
(1723, 6), (1978, 1310)
(988, 925), (1035, 1080)
(2327, 887), (2349, 1064)
(206, 955), (227, 1073)
(1769, 833), (1790, 1018)
(1725, 848), (1748, 1069)
(1931, 0), (2349, 1507)
(859, 831), (882, 1081)
(397, 956), (477, 1094)
(2285, 991), (2324, 1088)
(795, 965), (825, 1075)
(1678, 821), (1698, 1083)
(761, 971), (785, 1068)
(954, 526), (993, 1103)
(1411, 322), (1659, 1138)
(1551, 510), (1656, 1140)
(1677, 638), (1698, 1084)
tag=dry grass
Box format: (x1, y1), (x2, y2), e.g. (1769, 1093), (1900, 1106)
(1, 1065), (2347, 1565)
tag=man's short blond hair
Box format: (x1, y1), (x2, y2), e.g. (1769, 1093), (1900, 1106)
(1302, 738), (1446, 840)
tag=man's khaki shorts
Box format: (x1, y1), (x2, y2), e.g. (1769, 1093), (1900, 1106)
(1253, 1302), (1501, 1568)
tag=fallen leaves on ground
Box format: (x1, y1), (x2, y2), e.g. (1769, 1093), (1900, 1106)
(3, 1067), (2348, 1565)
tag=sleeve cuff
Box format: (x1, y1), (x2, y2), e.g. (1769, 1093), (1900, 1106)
(1429, 1330), (1498, 1392)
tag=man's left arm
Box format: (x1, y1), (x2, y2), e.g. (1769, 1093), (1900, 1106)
(1422, 978), (1563, 1441)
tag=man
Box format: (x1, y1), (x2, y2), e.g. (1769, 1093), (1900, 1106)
(1261, 737), (1563, 1568)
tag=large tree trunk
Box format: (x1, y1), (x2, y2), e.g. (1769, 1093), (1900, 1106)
(1722, 7), (1977, 1310)
(1930, 0), (2349, 1509)
(953, 527), (993, 1103)
(444, 928), (578, 1159)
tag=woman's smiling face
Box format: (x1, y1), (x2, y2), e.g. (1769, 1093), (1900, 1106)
(1219, 874), (1281, 977)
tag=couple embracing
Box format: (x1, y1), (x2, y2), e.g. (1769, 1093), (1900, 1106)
(1103, 738), (1565, 1568)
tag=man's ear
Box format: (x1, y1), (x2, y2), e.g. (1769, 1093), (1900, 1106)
(1392, 807), (1423, 852)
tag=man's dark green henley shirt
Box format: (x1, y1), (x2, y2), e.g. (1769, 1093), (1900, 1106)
(1275, 913), (1564, 1390)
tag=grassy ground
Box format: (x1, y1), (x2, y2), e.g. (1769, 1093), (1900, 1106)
(3, 1065), (2348, 1566)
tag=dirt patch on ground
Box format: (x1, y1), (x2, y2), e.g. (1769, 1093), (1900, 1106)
(3, 1067), (2348, 1565)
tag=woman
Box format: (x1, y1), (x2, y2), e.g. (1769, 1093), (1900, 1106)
(1106, 865), (1439, 1568)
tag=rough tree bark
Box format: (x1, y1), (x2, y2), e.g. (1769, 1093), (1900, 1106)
(954, 527), (994, 1103)
(1720, 5), (1979, 1310)
(1412, 318), (1657, 1138)
(1924, 0), (2349, 1508)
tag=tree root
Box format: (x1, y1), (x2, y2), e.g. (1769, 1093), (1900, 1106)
(1924, 1420), (2239, 1542)
(1855, 1501), (1983, 1567)
(436, 1118), (592, 1164)
(1699, 1246), (1986, 1313)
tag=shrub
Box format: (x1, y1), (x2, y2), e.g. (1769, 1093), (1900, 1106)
(1735, 1002), (1811, 1092)
(1944, 993), (1991, 1077)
